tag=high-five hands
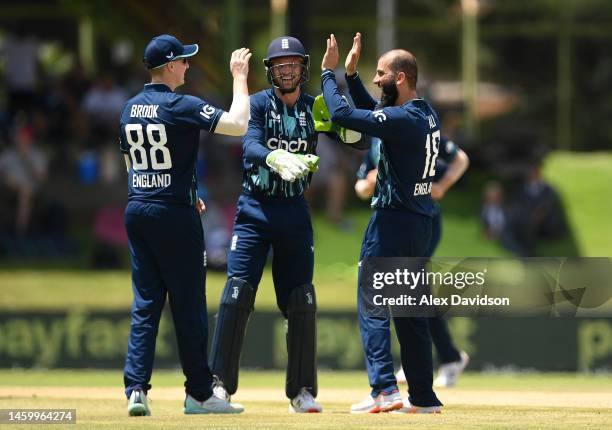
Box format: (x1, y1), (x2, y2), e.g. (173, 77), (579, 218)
(230, 48), (252, 79)
(321, 34), (340, 71)
(345, 32), (361, 76)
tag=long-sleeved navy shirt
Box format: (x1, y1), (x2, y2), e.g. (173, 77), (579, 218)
(322, 70), (441, 217)
(241, 88), (317, 198)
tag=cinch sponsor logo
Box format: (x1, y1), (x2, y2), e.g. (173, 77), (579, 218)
(266, 137), (308, 153)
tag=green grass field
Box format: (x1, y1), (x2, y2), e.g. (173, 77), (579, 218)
(0, 370), (611, 429)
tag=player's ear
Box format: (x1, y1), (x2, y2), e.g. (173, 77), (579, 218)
(395, 71), (406, 86)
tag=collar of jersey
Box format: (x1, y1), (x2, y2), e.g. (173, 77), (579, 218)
(404, 97), (425, 106)
(144, 83), (173, 92)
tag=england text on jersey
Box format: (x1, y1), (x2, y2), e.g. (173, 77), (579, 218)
(132, 173), (172, 188)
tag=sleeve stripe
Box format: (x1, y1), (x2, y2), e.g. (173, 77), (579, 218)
(208, 109), (222, 133)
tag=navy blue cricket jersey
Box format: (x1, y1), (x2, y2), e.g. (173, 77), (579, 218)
(322, 70), (441, 217)
(119, 83), (223, 206)
(357, 137), (458, 181)
(241, 89), (317, 198)
(357, 136), (459, 214)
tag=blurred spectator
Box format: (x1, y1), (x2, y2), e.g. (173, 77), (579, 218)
(195, 145), (239, 271)
(480, 180), (506, 240)
(200, 204), (233, 271)
(92, 205), (128, 268)
(0, 124), (48, 234)
(1, 27), (39, 117)
(502, 164), (568, 256)
(82, 74), (128, 142)
(62, 63), (92, 106)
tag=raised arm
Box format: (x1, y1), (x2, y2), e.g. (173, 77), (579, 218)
(344, 33), (377, 110)
(346, 73), (377, 111)
(215, 48), (252, 136)
(321, 69), (400, 139)
(321, 34), (399, 139)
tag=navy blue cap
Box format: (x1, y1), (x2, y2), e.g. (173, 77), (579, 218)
(143, 34), (199, 69)
(265, 36), (307, 62)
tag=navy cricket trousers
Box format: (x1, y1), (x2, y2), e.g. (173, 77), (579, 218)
(358, 208), (442, 407)
(226, 193), (314, 313)
(124, 201), (213, 401)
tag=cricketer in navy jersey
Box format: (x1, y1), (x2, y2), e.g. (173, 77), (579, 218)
(321, 32), (442, 411)
(357, 136), (460, 213)
(241, 88), (317, 197)
(323, 72), (440, 215)
(119, 86), (223, 205)
(120, 34), (250, 416)
(209, 36), (327, 414)
(354, 135), (470, 408)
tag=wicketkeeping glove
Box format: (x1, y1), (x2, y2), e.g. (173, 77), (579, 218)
(296, 154), (320, 173)
(266, 149), (310, 182)
(312, 94), (362, 144)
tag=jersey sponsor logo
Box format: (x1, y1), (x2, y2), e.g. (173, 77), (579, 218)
(299, 111), (307, 127)
(130, 104), (159, 118)
(428, 115), (437, 129)
(413, 181), (432, 196)
(232, 286), (239, 299)
(200, 104), (216, 119)
(266, 137), (308, 153)
(373, 110), (387, 123)
(231, 234), (238, 251)
(132, 173), (172, 188)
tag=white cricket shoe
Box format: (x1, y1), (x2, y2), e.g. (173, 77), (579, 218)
(289, 387), (322, 413)
(183, 393), (244, 414)
(380, 390), (403, 412)
(128, 389), (151, 416)
(350, 394), (379, 414)
(391, 398), (441, 414)
(212, 380), (230, 402)
(350, 390), (403, 413)
(433, 351), (470, 388)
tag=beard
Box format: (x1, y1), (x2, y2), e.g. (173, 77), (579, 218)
(379, 80), (399, 108)
(274, 75), (299, 94)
